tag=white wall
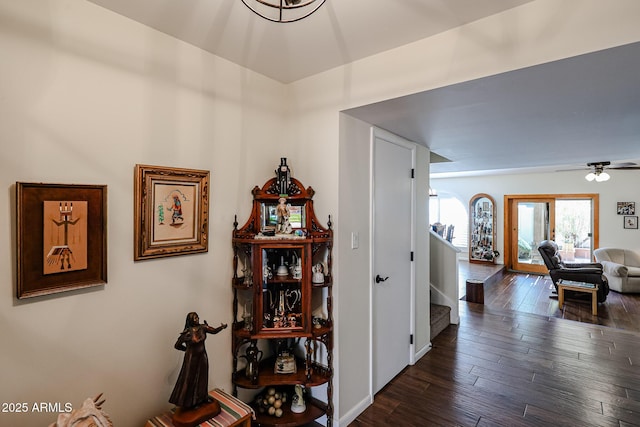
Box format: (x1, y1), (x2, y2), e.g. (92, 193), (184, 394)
(0, 0), (288, 425)
(432, 169), (640, 261)
(336, 114), (372, 421)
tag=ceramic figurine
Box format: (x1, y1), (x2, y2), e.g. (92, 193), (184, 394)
(276, 197), (293, 234)
(291, 384), (306, 413)
(312, 263), (325, 284)
(293, 258), (303, 279)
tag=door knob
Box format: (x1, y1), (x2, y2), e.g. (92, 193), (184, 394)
(375, 275), (389, 283)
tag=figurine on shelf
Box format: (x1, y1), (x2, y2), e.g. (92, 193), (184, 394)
(275, 197), (293, 234)
(263, 265), (273, 282)
(170, 312), (227, 413)
(240, 341), (263, 384)
(293, 258), (303, 279)
(290, 384), (306, 413)
(287, 313), (298, 327)
(312, 262), (325, 284)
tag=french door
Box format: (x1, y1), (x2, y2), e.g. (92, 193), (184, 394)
(510, 198), (555, 273)
(505, 194), (599, 274)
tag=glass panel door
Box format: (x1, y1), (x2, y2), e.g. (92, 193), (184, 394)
(513, 200), (554, 273)
(505, 194), (599, 274)
(555, 199), (594, 263)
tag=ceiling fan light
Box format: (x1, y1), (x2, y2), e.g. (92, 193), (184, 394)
(585, 172), (596, 181)
(595, 172), (610, 182)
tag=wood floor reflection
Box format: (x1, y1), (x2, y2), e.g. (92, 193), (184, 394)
(350, 269), (640, 426)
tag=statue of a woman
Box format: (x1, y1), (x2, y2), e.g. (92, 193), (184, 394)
(169, 312), (227, 409)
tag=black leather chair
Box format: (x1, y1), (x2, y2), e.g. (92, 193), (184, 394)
(537, 240), (609, 302)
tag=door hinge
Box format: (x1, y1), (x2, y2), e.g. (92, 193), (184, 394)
(410, 251), (414, 261)
(410, 334), (414, 345)
(411, 168), (415, 178)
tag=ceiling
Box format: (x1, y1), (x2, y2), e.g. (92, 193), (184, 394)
(87, 0), (533, 83)
(346, 41), (640, 177)
(87, 0), (640, 177)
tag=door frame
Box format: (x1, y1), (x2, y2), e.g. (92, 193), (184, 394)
(508, 197), (556, 274)
(504, 193), (600, 271)
(369, 127), (416, 396)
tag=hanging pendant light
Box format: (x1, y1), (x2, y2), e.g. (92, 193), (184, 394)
(241, 0), (326, 23)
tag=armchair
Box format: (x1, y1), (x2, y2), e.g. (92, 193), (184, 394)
(593, 247), (640, 293)
(537, 240), (609, 302)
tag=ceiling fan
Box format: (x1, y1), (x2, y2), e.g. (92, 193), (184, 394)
(583, 161), (640, 181)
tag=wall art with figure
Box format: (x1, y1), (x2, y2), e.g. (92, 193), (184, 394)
(17, 183), (107, 299)
(134, 164), (210, 260)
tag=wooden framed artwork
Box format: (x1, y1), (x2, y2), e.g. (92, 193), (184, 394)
(16, 182), (107, 299)
(134, 164), (210, 260)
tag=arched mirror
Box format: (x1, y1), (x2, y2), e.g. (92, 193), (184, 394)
(469, 193), (497, 263)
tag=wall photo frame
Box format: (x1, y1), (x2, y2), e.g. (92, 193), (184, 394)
(617, 201), (635, 215)
(134, 164), (210, 260)
(624, 216), (638, 229)
(16, 182), (107, 299)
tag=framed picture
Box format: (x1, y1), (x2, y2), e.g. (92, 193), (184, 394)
(16, 183), (107, 299)
(624, 216), (638, 229)
(617, 201), (635, 215)
(134, 164), (210, 260)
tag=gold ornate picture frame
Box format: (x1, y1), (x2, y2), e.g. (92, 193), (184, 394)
(134, 164), (210, 260)
(16, 182), (107, 299)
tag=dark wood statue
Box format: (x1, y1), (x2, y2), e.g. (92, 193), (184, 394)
(170, 312), (227, 427)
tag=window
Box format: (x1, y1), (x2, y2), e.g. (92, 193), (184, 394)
(429, 191), (468, 248)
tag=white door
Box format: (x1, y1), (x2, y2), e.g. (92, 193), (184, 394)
(372, 129), (414, 394)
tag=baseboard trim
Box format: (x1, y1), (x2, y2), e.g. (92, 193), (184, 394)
(338, 394), (373, 427)
(414, 342), (432, 361)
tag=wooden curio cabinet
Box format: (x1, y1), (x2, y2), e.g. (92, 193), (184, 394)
(232, 160), (333, 427)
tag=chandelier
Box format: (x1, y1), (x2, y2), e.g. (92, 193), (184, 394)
(241, 0), (327, 23)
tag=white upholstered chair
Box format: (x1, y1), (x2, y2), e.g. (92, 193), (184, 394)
(593, 247), (640, 293)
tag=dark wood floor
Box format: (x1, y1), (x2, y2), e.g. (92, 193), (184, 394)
(350, 267), (640, 426)
(460, 263), (640, 333)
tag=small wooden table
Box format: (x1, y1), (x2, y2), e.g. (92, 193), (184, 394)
(557, 281), (599, 315)
(145, 389), (253, 427)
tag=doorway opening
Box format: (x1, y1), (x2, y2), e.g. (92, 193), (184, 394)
(504, 194), (599, 273)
